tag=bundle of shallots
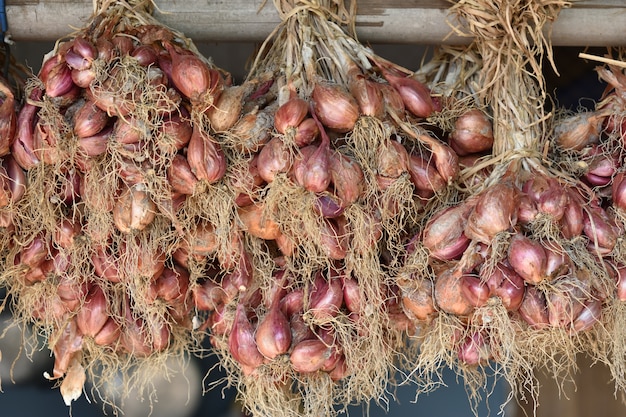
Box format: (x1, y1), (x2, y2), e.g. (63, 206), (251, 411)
(550, 58), (626, 393)
(395, 0), (619, 409)
(0, 78), (22, 254)
(196, 1), (459, 416)
(0, 0), (235, 407)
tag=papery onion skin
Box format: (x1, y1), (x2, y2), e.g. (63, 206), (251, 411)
(112, 184), (157, 233)
(554, 111), (604, 151)
(399, 275), (437, 321)
(238, 202), (281, 240)
(206, 84), (250, 132)
(434, 267), (474, 316)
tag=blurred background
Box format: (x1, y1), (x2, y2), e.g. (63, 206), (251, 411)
(0, 39), (621, 417)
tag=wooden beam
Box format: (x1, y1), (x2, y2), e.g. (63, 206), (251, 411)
(5, 0), (626, 46)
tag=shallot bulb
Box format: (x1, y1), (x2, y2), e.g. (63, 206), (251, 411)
(341, 275), (362, 314)
(465, 181), (520, 244)
(348, 70), (384, 118)
(422, 202), (474, 261)
(329, 151), (364, 207)
(12, 89), (43, 170)
(583, 204), (618, 255)
(449, 109), (494, 155)
(1, 156), (26, 205)
(434, 267), (474, 316)
(293, 117), (319, 147)
(41, 56), (74, 98)
(186, 125), (226, 184)
(257, 137), (292, 182)
(560, 189), (585, 238)
(167, 154), (199, 195)
(290, 338), (333, 373)
(292, 136), (331, 194)
(377, 138), (410, 182)
(319, 217), (349, 260)
(547, 278), (588, 328)
(612, 172), (626, 211)
(229, 303), (264, 369)
(461, 273), (490, 308)
(507, 234), (547, 285)
(194, 278), (225, 312)
(73, 100), (109, 138)
(379, 66), (437, 118)
(523, 175), (569, 221)
(237, 202), (281, 240)
(75, 285), (109, 338)
(206, 83), (252, 132)
(165, 41), (223, 105)
(458, 331), (490, 366)
(308, 270), (343, 320)
(582, 145), (618, 187)
(312, 82), (359, 132)
(484, 263), (526, 311)
(112, 183), (157, 233)
(274, 93), (309, 134)
(572, 299), (602, 332)
(518, 286), (550, 329)
(399, 275), (437, 321)
(408, 154), (446, 199)
(255, 294), (292, 359)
